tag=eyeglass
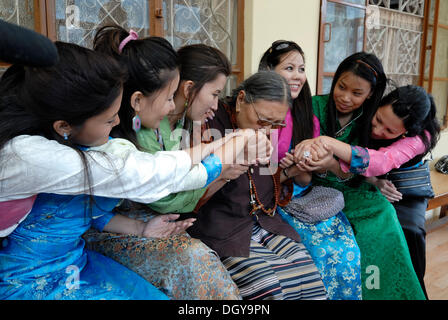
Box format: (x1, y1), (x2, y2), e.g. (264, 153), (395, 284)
(248, 97), (286, 129)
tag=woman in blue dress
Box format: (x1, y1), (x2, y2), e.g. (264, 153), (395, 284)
(0, 42), (199, 300)
(259, 41), (362, 299)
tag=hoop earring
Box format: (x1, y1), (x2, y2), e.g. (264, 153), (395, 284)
(132, 114), (141, 132)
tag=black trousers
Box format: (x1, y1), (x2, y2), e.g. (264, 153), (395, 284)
(393, 197), (428, 299)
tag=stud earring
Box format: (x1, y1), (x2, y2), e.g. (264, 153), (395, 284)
(132, 114), (141, 132)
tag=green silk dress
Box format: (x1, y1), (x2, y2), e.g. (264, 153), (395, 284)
(137, 117), (206, 213)
(312, 95), (426, 300)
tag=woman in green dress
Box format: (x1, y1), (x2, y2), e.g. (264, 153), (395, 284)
(296, 52), (425, 300)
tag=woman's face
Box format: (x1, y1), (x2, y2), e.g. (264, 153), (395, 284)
(70, 90), (122, 147)
(273, 50), (306, 100)
(371, 104), (406, 140)
(138, 72), (180, 129)
(236, 95), (288, 134)
(333, 71), (372, 115)
(187, 73), (228, 123)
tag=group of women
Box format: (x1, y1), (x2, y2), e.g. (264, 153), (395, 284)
(0, 24), (440, 300)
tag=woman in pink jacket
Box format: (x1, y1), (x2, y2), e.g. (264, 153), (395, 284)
(294, 85), (441, 298)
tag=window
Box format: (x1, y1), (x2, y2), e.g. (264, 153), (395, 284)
(317, 0), (427, 96)
(0, 0), (244, 88)
(419, 0), (448, 128)
(317, 0), (367, 94)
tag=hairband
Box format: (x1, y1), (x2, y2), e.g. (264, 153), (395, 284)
(356, 60), (378, 78)
(118, 30), (139, 53)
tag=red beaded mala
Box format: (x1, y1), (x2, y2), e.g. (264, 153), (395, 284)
(222, 102), (293, 218)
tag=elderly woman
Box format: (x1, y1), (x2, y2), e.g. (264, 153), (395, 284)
(187, 71), (327, 300)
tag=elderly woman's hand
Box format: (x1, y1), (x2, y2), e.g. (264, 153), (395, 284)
(245, 130), (273, 165)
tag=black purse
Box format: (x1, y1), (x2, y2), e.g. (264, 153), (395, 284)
(385, 161), (434, 198)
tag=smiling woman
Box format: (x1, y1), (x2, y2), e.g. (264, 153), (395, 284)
(88, 33), (245, 300)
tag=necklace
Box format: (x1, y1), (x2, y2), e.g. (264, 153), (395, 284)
(335, 109), (363, 137)
(247, 166), (279, 217)
(222, 103), (283, 218)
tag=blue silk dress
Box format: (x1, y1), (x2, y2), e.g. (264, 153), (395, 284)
(277, 183), (362, 300)
(0, 193), (168, 300)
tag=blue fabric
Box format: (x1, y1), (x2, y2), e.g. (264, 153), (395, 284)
(0, 193), (169, 300)
(278, 183), (362, 300)
(201, 153), (222, 187)
(348, 146), (370, 174)
(399, 160), (424, 171)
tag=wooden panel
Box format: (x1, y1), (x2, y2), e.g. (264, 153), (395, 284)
(427, 170), (448, 210)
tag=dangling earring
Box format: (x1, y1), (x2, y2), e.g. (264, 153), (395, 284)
(235, 102), (241, 113)
(184, 99), (189, 109)
(132, 114), (141, 132)
(63, 132), (69, 140)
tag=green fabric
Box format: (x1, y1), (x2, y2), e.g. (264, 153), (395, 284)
(312, 95), (426, 300)
(136, 117), (207, 213)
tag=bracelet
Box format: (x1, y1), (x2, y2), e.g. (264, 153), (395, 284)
(283, 167), (291, 179)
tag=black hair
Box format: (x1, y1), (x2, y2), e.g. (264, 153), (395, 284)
(325, 52), (387, 146)
(177, 44), (231, 111)
(93, 25), (179, 148)
(376, 85), (440, 153)
(259, 40), (314, 146)
(0, 41), (126, 204)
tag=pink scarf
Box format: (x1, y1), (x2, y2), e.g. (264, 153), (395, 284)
(277, 109), (321, 161)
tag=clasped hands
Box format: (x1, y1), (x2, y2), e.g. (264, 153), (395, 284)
(279, 136), (334, 174)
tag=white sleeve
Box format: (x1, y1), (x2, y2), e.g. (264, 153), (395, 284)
(0, 135), (205, 203)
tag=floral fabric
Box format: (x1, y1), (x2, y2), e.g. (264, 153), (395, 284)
(84, 207), (241, 300)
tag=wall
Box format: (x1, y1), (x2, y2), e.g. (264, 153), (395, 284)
(244, 0), (447, 162)
(244, 0), (321, 95)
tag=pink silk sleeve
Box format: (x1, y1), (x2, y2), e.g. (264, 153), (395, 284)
(340, 133), (428, 177)
(0, 195), (37, 235)
(312, 115), (320, 138)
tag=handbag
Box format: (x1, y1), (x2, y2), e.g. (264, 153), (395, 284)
(435, 155), (448, 174)
(386, 161), (435, 198)
(282, 186), (344, 224)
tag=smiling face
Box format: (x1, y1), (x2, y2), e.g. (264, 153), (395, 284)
(69, 90), (123, 147)
(236, 94), (288, 134)
(186, 73), (228, 123)
(370, 104), (406, 140)
(137, 71), (180, 129)
(333, 71), (372, 115)
(273, 50), (306, 100)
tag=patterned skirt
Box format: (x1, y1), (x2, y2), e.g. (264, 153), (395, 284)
(84, 208), (241, 300)
(220, 224), (327, 300)
(278, 208), (362, 300)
